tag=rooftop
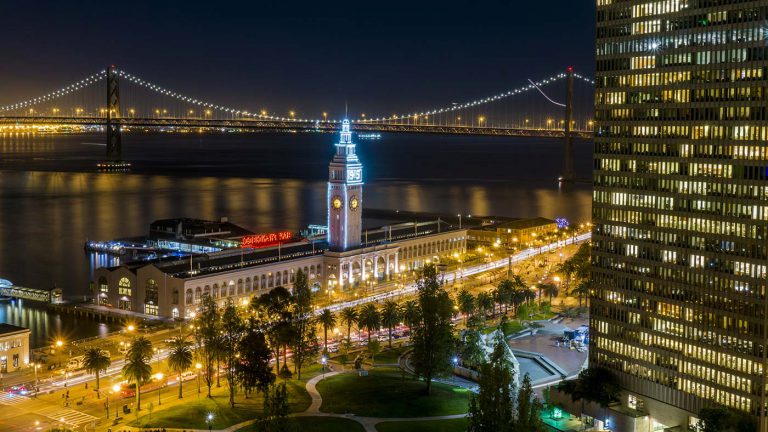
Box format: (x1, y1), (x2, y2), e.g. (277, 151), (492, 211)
(110, 219), (466, 280)
(150, 217), (255, 242)
(0, 323), (30, 335)
(495, 217), (557, 230)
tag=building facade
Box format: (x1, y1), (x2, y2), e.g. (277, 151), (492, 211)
(468, 217), (558, 246)
(94, 121), (467, 319)
(0, 324), (30, 373)
(592, 1), (768, 430)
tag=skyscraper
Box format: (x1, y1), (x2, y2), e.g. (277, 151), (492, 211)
(592, 1), (768, 430)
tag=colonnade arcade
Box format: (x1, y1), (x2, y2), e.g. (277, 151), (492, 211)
(328, 250), (399, 291)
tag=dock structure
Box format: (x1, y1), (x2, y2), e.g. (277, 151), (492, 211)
(0, 279), (62, 303)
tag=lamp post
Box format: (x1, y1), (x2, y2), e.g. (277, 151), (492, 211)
(206, 412), (214, 431)
(155, 373), (164, 406)
(104, 390), (110, 419)
(452, 357), (459, 383)
(321, 356), (327, 378)
(195, 363), (202, 396)
(112, 384), (121, 419)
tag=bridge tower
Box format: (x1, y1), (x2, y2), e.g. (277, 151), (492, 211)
(99, 65), (130, 170)
(560, 66), (575, 183)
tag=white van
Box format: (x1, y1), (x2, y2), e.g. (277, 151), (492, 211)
(66, 355), (86, 371)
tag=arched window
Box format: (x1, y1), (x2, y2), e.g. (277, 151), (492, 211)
(185, 289), (193, 305)
(269, 274), (274, 287)
(172, 289), (179, 304)
(145, 279), (158, 305)
(237, 279), (244, 294)
(98, 277), (108, 293)
(204, 285), (211, 298)
(260, 275), (266, 289)
(283, 270), (289, 284)
(276, 272), (282, 286)
(228, 282), (235, 297)
(194, 287), (202, 304)
(118, 277), (132, 296)
(246, 277), (252, 292)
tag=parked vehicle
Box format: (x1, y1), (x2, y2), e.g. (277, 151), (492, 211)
(66, 355), (86, 371)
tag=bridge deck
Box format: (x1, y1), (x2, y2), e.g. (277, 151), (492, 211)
(0, 116), (593, 138)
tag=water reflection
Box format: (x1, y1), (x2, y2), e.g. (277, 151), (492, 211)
(0, 300), (115, 348)
(0, 132), (593, 345)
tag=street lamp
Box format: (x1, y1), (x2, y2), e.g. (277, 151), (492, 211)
(155, 373), (164, 405)
(206, 412), (214, 431)
(195, 363), (202, 395)
(112, 384), (121, 419)
(104, 388), (110, 419)
(321, 356), (327, 378)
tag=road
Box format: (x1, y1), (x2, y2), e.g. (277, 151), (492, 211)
(322, 232), (591, 314)
(0, 232), (590, 431)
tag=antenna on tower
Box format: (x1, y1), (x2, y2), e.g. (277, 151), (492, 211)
(345, 100), (348, 118)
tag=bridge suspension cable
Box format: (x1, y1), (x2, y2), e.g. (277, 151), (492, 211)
(0, 70), (107, 113)
(354, 71), (594, 123)
(0, 66), (596, 131)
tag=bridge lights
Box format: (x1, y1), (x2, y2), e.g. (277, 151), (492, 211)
(289, 110), (295, 119)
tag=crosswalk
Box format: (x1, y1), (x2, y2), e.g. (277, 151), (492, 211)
(0, 392), (99, 427)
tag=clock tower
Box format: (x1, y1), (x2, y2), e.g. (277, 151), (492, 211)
(327, 119), (363, 250)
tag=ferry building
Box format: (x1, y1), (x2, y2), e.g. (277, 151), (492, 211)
(94, 120), (467, 319)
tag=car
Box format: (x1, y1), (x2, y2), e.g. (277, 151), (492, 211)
(9, 385), (28, 395)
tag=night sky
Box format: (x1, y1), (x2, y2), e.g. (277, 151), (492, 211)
(2, 1), (596, 118)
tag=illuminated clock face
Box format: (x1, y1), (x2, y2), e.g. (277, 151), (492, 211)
(332, 196), (343, 210)
(350, 196), (359, 210)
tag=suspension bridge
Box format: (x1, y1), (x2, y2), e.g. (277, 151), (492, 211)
(0, 65), (595, 180)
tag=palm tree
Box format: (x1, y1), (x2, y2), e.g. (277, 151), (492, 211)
(122, 336), (153, 411)
(358, 303), (381, 344)
(476, 292), (494, 324)
(457, 289), (475, 324)
(495, 279), (514, 315)
(571, 280), (590, 308)
(317, 309), (336, 351)
(380, 300), (400, 349)
(340, 307), (358, 343)
(83, 347), (111, 398)
(167, 336), (193, 399)
(400, 300), (420, 329)
(541, 282), (559, 305)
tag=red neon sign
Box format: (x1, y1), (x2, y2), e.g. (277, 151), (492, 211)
(241, 231), (293, 249)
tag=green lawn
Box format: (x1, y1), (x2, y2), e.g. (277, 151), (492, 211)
(129, 376), (311, 429)
(131, 394), (259, 429)
(236, 416), (365, 432)
(317, 367), (470, 418)
(373, 346), (408, 364)
(376, 418), (468, 432)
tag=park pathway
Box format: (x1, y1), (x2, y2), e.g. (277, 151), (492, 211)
(109, 367), (468, 432)
(293, 367), (467, 432)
